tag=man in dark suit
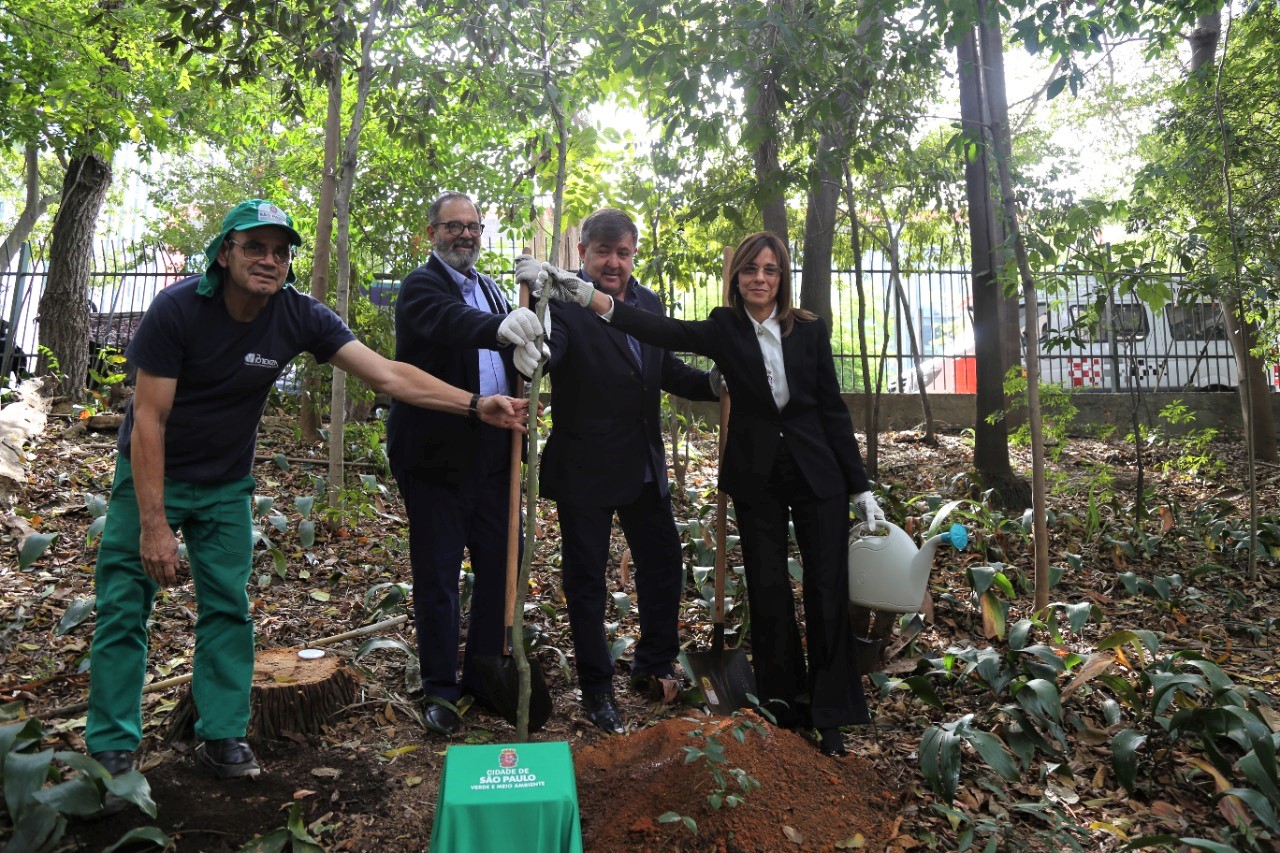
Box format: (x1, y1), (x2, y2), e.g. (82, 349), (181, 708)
(518, 208), (719, 733)
(387, 191), (546, 736)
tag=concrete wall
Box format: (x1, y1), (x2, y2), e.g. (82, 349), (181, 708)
(682, 391), (1277, 438)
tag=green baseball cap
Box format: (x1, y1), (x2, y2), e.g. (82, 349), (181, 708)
(199, 199), (303, 295)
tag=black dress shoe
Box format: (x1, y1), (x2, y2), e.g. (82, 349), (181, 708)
(582, 692), (625, 735)
(195, 737), (261, 779)
(422, 701), (462, 736)
(818, 728), (848, 758)
(91, 749), (134, 777)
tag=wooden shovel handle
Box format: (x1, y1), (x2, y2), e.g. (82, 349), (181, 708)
(502, 282), (532, 653)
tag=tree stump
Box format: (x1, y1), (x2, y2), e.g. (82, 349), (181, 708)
(166, 648), (359, 742)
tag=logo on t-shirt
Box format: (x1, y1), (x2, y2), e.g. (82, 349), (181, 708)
(244, 353), (279, 368)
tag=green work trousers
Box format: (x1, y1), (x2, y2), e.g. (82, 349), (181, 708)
(85, 456), (256, 752)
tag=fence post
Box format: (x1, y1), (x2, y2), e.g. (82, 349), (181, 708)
(2, 242), (31, 381)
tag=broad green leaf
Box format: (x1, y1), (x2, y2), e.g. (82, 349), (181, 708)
(4, 748), (55, 820)
(298, 519), (316, 548)
(7, 801), (64, 853)
(31, 777), (102, 816)
(55, 597), (96, 636)
(102, 825), (174, 852)
(920, 724), (963, 800)
(103, 769), (157, 817)
(608, 636), (634, 663)
(19, 532), (59, 571)
(898, 675), (944, 710)
(612, 591), (632, 617)
(273, 453), (290, 471)
(309, 590), (331, 602)
(85, 493), (108, 519)
(254, 495), (274, 517)
(0, 718), (44, 756)
(239, 828), (291, 852)
(272, 548), (288, 579)
(295, 496), (315, 518)
(87, 514), (107, 545)
(1111, 728), (1148, 792)
(965, 729), (1020, 781)
(1065, 602), (1092, 634)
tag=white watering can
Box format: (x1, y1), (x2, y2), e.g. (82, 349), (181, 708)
(847, 521), (967, 613)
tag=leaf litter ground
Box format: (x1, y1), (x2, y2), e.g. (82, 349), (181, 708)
(2, 411), (1277, 850)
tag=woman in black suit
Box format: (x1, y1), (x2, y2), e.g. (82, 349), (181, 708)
(539, 231), (883, 756)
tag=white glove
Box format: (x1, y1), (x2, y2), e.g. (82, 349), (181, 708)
(852, 491), (885, 533)
(496, 307), (543, 364)
(514, 254), (543, 288)
(538, 263), (595, 307)
(512, 311), (552, 379)
(513, 340), (550, 379)
(708, 366), (727, 398)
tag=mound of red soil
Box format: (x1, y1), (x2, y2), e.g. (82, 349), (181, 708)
(576, 714), (900, 851)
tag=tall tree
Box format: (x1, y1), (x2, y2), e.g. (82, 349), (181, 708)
(1, 0), (193, 400)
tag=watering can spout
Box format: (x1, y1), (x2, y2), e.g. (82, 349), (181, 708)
(847, 522), (967, 613)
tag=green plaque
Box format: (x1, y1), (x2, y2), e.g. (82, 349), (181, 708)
(430, 741), (582, 852)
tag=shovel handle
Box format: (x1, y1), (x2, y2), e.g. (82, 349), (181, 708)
(502, 282), (533, 654)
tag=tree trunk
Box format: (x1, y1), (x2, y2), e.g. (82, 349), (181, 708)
(327, 0), (383, 513)
(957, 28), (1028, 509)
(301, 48), (346, 443)
(746, 3), (789, 242)
(1, 145), (58, 270)
(167, 648), (358, 742)
(979, 0), (1049, 610)
(845, 177), (877, 478)
(799, 134), (839, 327)
(38, 153), (112, 402)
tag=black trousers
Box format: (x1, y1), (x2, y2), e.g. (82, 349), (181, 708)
(392, 423), (512, 703)
(732, 441), (869, 729)
(556, 482), (684, 695)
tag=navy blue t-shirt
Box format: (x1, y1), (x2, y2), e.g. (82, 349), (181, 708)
(119, 276), (356, 483)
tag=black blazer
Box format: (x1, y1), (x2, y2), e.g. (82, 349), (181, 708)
(539, 279), (717, 506)
(608, 302), (870, 501)
(386, 254), (516, 487)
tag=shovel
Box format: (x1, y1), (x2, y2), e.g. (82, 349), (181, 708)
(684, 394), (756, 715)
(471, 295), (552, 731)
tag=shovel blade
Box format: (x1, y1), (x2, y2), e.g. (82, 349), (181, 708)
(683, 645), (756, 716)
(471, 655), (552, 732)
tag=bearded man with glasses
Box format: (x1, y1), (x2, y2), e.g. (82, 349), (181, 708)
(85, 199), (529, 795)
(386, 190), (548, 737)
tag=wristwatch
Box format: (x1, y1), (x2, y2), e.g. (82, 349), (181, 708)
(466, 393), (480, 424)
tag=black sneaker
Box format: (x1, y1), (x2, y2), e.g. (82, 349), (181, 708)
(195, 738), (261, 779)
(90, 750), (134, 816)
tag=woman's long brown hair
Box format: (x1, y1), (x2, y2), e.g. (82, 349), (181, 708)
(725, 231), (815, 336)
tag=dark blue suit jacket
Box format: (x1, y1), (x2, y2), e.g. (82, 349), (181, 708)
(539, 277), (716, 506)
(386, 254), (516, 488)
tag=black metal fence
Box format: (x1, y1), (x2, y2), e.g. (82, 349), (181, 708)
(4, 238), (1267, 394)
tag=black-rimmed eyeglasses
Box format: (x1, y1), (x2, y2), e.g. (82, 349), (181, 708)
(433, 220), (485, 236)
(225, 238), (297, 265)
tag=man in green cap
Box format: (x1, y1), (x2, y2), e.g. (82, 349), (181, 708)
(85, 199), (535, 787)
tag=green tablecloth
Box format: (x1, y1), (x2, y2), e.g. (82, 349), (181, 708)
(430, 741), (582, 852)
